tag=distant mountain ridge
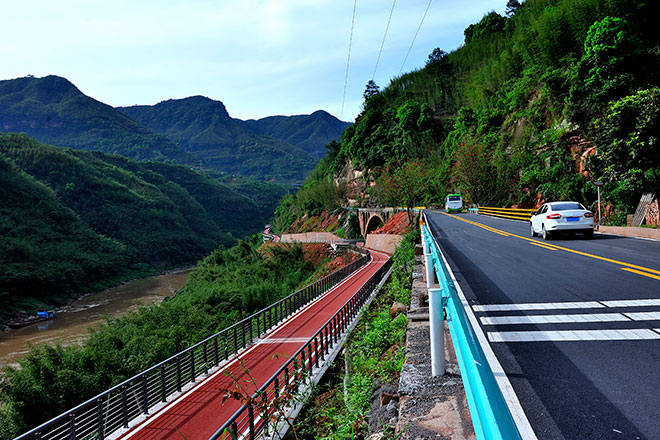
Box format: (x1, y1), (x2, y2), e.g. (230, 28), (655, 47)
(239, 110), (351, 159)
(0, 75), (349, 183)
(0, 75), (192, 163)
(118, 96), (315, 182)
(119, 96), (349, 182)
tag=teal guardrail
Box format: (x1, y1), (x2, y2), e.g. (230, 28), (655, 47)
(421, 214), (523, 440)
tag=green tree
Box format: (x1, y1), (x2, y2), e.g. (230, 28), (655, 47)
(426, 48), (447, 66)
(464, 11), (506, 44)
(380, 161), (430, 223)
(505, 0), (521, 16)
(453, 139), (500, 206)
(592, 87), (660, 212)
(569, 16), (642, 124)
(363, 80), (380, 101)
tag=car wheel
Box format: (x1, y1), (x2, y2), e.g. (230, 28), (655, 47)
(530, 223), (537, 237)
(584, 229), (594, 239)
(542, 225), (551, 240)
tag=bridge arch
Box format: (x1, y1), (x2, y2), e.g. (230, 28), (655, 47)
(364, 214), (385, 235)
(357, 208), (393, 237)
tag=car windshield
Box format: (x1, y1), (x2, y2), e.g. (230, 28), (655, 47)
(551, 202), (584, 211)
(448, 196), (461, 201)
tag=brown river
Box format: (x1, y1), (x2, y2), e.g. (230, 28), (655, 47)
(0, 269), (191, 368)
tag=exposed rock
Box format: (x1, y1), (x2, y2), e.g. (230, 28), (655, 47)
(398, 363), (425, 396)
(390, 301), (408, 318)
(370, 383), (400, 434)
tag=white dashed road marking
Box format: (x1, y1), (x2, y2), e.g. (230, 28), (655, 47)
(474, 299), (660, 342)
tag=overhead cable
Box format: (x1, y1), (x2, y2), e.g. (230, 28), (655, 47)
(341, 0), (358, 119)
(399, 0), (433, 73)
(372, 0), (397, 80)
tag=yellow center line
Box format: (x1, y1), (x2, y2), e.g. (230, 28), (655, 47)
(440, 212), (660, 276)
(621, 268), (660, 281)
(530, 242), (558, 251)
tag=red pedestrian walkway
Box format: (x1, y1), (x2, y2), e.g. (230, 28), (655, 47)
(115, 249), (390, 440)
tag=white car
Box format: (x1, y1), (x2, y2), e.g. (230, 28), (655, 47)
(530, 201), (595, 240)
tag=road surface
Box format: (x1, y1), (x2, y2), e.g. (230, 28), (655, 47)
(425, 210), (660, 440)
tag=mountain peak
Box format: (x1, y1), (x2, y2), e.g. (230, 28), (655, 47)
(0, 75), (81, 105)
(157, 95), (229, 117)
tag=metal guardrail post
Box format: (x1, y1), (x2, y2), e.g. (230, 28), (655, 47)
(68, 414), (75, 440)
(97, 398), (104, 440)
(121, 386), (128, 428)
(160, 366), (167, 402)
(176, 357), (182, 392)
(261, 392), (268, 434)
(141, 375), (148, 415)
(242, 321), (246, 349)
(428, 287), (445, 377)
(425, 252), (437, 287)
(248, 403), (255, 439)
(190, 351), (195, 383)
(203, 343), (208, 375)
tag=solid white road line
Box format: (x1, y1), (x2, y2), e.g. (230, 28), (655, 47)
(603, 299), (660, 308)
(488, 328), (660, 343)
(474, 298), (660, 313)
(473, 301), (604, 312)
(480, 313), (630, 325)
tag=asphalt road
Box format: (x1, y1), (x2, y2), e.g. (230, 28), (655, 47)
(115, 249), (390, 440)
(425, 210), (660, 440)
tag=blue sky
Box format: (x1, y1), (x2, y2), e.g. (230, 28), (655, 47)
(2, 0), (505, 121)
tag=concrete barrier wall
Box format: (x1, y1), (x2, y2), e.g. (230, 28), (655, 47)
(365, 234), (404, 254)
(280, 232), (346, 243)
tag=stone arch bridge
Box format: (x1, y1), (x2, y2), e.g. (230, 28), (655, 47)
(356, 208), (396, 237)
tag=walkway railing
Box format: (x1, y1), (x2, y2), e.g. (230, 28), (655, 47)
(13, 250), (371, 440)
(477, 206), (535, 221)
(210, 257), (393, 439)
(421, 214), (525, 440)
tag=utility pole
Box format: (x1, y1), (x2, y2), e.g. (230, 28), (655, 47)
(591, 178), (603, 229)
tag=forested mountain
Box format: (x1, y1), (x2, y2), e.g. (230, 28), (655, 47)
(0, 76), (348, 184)
(239, 110), (351, 159)
(0, 76), (192, 163)
(0, 132), (264, 315)
(277, 0), (660, 229)
(119, 97), (322, 182)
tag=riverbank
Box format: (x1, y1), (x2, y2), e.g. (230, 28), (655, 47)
(0, 269), (192, 368)
(0, 266), (193, 333)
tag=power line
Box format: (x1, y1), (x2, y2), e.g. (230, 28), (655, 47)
(399, 0), (433, 74)
(372, 0), (397, 81)
(341, 0), (358, 120)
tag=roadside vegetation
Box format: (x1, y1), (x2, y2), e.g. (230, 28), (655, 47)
(294, 230), (418, 439)
(0, 238), (335, 439)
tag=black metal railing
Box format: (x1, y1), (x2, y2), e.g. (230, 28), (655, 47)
(13, 249), (371, 440)
(210, 257), (393, 439)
